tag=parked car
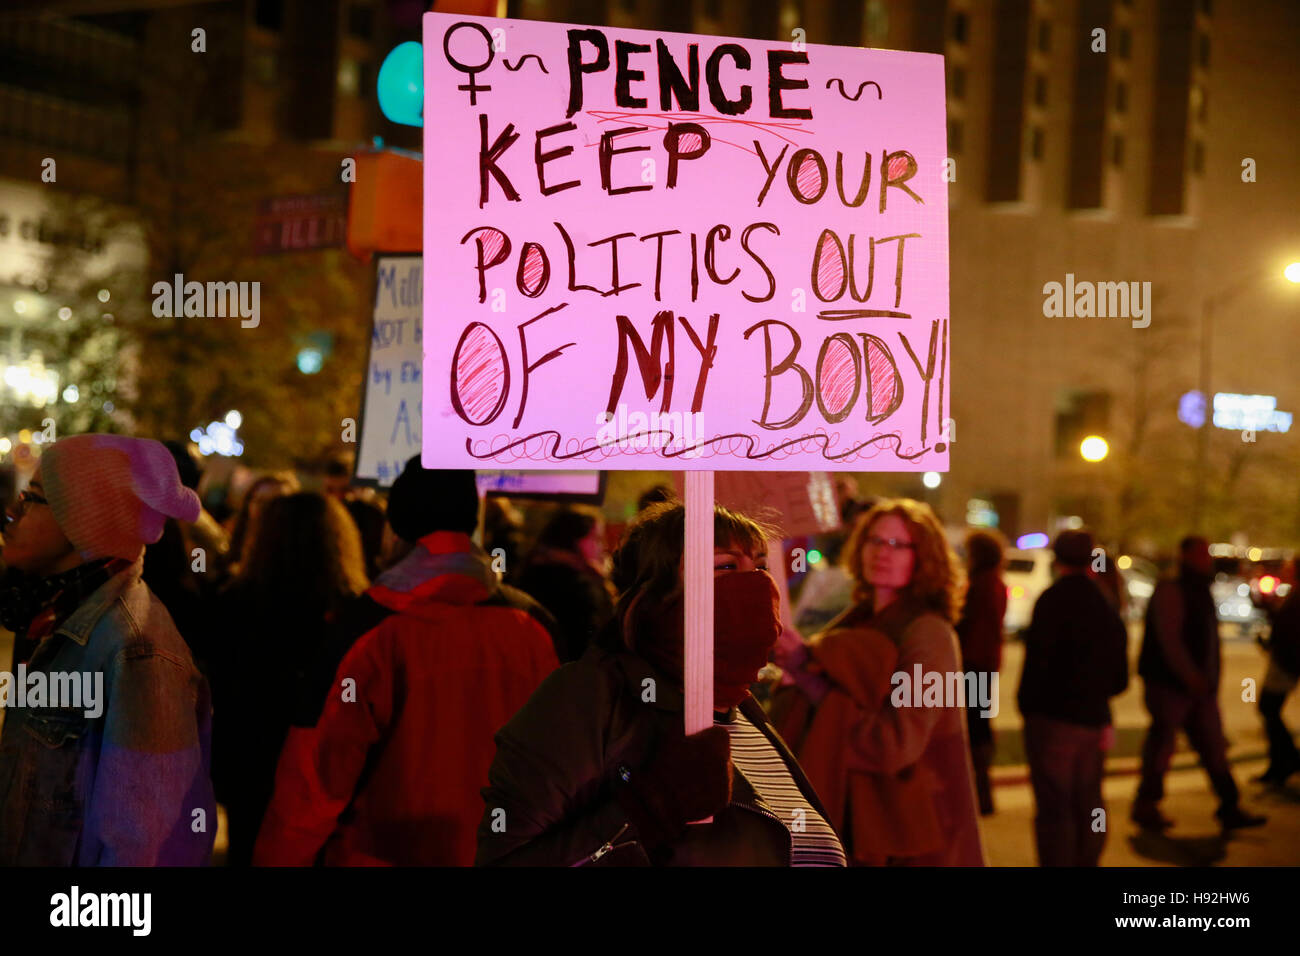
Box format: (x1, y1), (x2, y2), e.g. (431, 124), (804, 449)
(1003, 548), (1053, 634)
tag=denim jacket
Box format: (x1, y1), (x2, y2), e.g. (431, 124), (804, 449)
(0, 556), (216, 865)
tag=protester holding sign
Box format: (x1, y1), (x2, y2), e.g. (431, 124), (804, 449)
(776, 499), (984, 865)
(476, 502), (845, 866)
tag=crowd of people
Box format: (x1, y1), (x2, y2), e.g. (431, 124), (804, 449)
(0, 432), (1296, 867)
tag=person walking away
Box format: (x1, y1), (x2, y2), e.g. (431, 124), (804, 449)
(1133, 535), (1266, 831)
(209, 492), (369, 866)
(0, 434), (216, 865)
(957, 529), (1008, 815)
(1017, 530), (1128, 866)
(221, 472), (297, 579)
(1089, 547), (1128, 620)
(1256, 579), (1300, 785)
(253, 461), (558, 866)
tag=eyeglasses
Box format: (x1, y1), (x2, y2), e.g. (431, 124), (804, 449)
(864, 535), (915, 552)
(6, 488), (48, 521)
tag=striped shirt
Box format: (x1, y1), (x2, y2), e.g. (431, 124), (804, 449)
(716, 709), (847, 867)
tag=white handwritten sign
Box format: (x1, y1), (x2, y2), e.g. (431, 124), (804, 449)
(356, 253), (423, 486)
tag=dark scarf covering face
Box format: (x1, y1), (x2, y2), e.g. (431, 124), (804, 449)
(0, 558), (120, 648)
(631, 570), (783, 710)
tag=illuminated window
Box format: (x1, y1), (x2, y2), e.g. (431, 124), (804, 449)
(338, 58), (360, 96)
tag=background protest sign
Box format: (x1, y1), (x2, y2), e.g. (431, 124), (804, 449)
(421, 12), (949, 472)
(476, 468), (606, 503)
(356, 253), (423, 487)
(355, 254), (602, 500)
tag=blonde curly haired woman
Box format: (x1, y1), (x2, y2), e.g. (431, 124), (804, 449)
(774, 498), (985, 865)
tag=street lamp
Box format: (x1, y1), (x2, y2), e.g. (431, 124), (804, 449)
(1080, 435), (1109, 462)
(1192, 262), (1300, 530)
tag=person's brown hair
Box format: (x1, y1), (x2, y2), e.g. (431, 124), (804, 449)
(843, 497), (965, 623)
(965, 528), (1006, 574)
(229, 471), (299, 569)
(240, 492), (369, 611)
(604, 501), (774, 653)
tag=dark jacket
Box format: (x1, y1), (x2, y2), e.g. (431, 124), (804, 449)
(1018, 572), (1129, 727)
(475, 644), (832, 866)
(209, 581), (365, 867)
(514, 554), (614, 663)
(0, 557), (216, 866)
(956, 566), (1007, 674)
(1138, 572), (1219, 692)
(1268, 590), (1300, 679)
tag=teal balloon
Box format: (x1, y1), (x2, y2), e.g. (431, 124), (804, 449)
(377, 41), (423, 128)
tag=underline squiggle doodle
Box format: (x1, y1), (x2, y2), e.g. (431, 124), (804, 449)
(466, 429), (928, 463)
(826, 78), (882, 101)
(503, 54), (548, 73)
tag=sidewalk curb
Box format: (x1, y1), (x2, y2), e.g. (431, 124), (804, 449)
(991, 749), (1269, 788)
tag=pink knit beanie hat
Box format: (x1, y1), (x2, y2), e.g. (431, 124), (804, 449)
(41, 434), (202, 561)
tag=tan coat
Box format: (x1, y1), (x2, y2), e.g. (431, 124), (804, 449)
(774, 600), (986, 866)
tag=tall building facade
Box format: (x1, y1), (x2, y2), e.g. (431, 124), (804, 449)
(502, 0), (1299, 549)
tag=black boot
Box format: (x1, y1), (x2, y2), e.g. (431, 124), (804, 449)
(1217, 805), (1267, 830)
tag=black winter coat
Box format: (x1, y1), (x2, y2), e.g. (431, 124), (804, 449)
(475, 644), (834, 866)
(1017, 573), (1129, 726)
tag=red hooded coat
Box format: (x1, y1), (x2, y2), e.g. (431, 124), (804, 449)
(253, 532), (558, 866)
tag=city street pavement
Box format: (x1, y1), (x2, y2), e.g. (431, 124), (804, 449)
(983, 628), (1300, 866)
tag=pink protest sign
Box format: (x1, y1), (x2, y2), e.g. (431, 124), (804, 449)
(421, 12), (949, 472)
